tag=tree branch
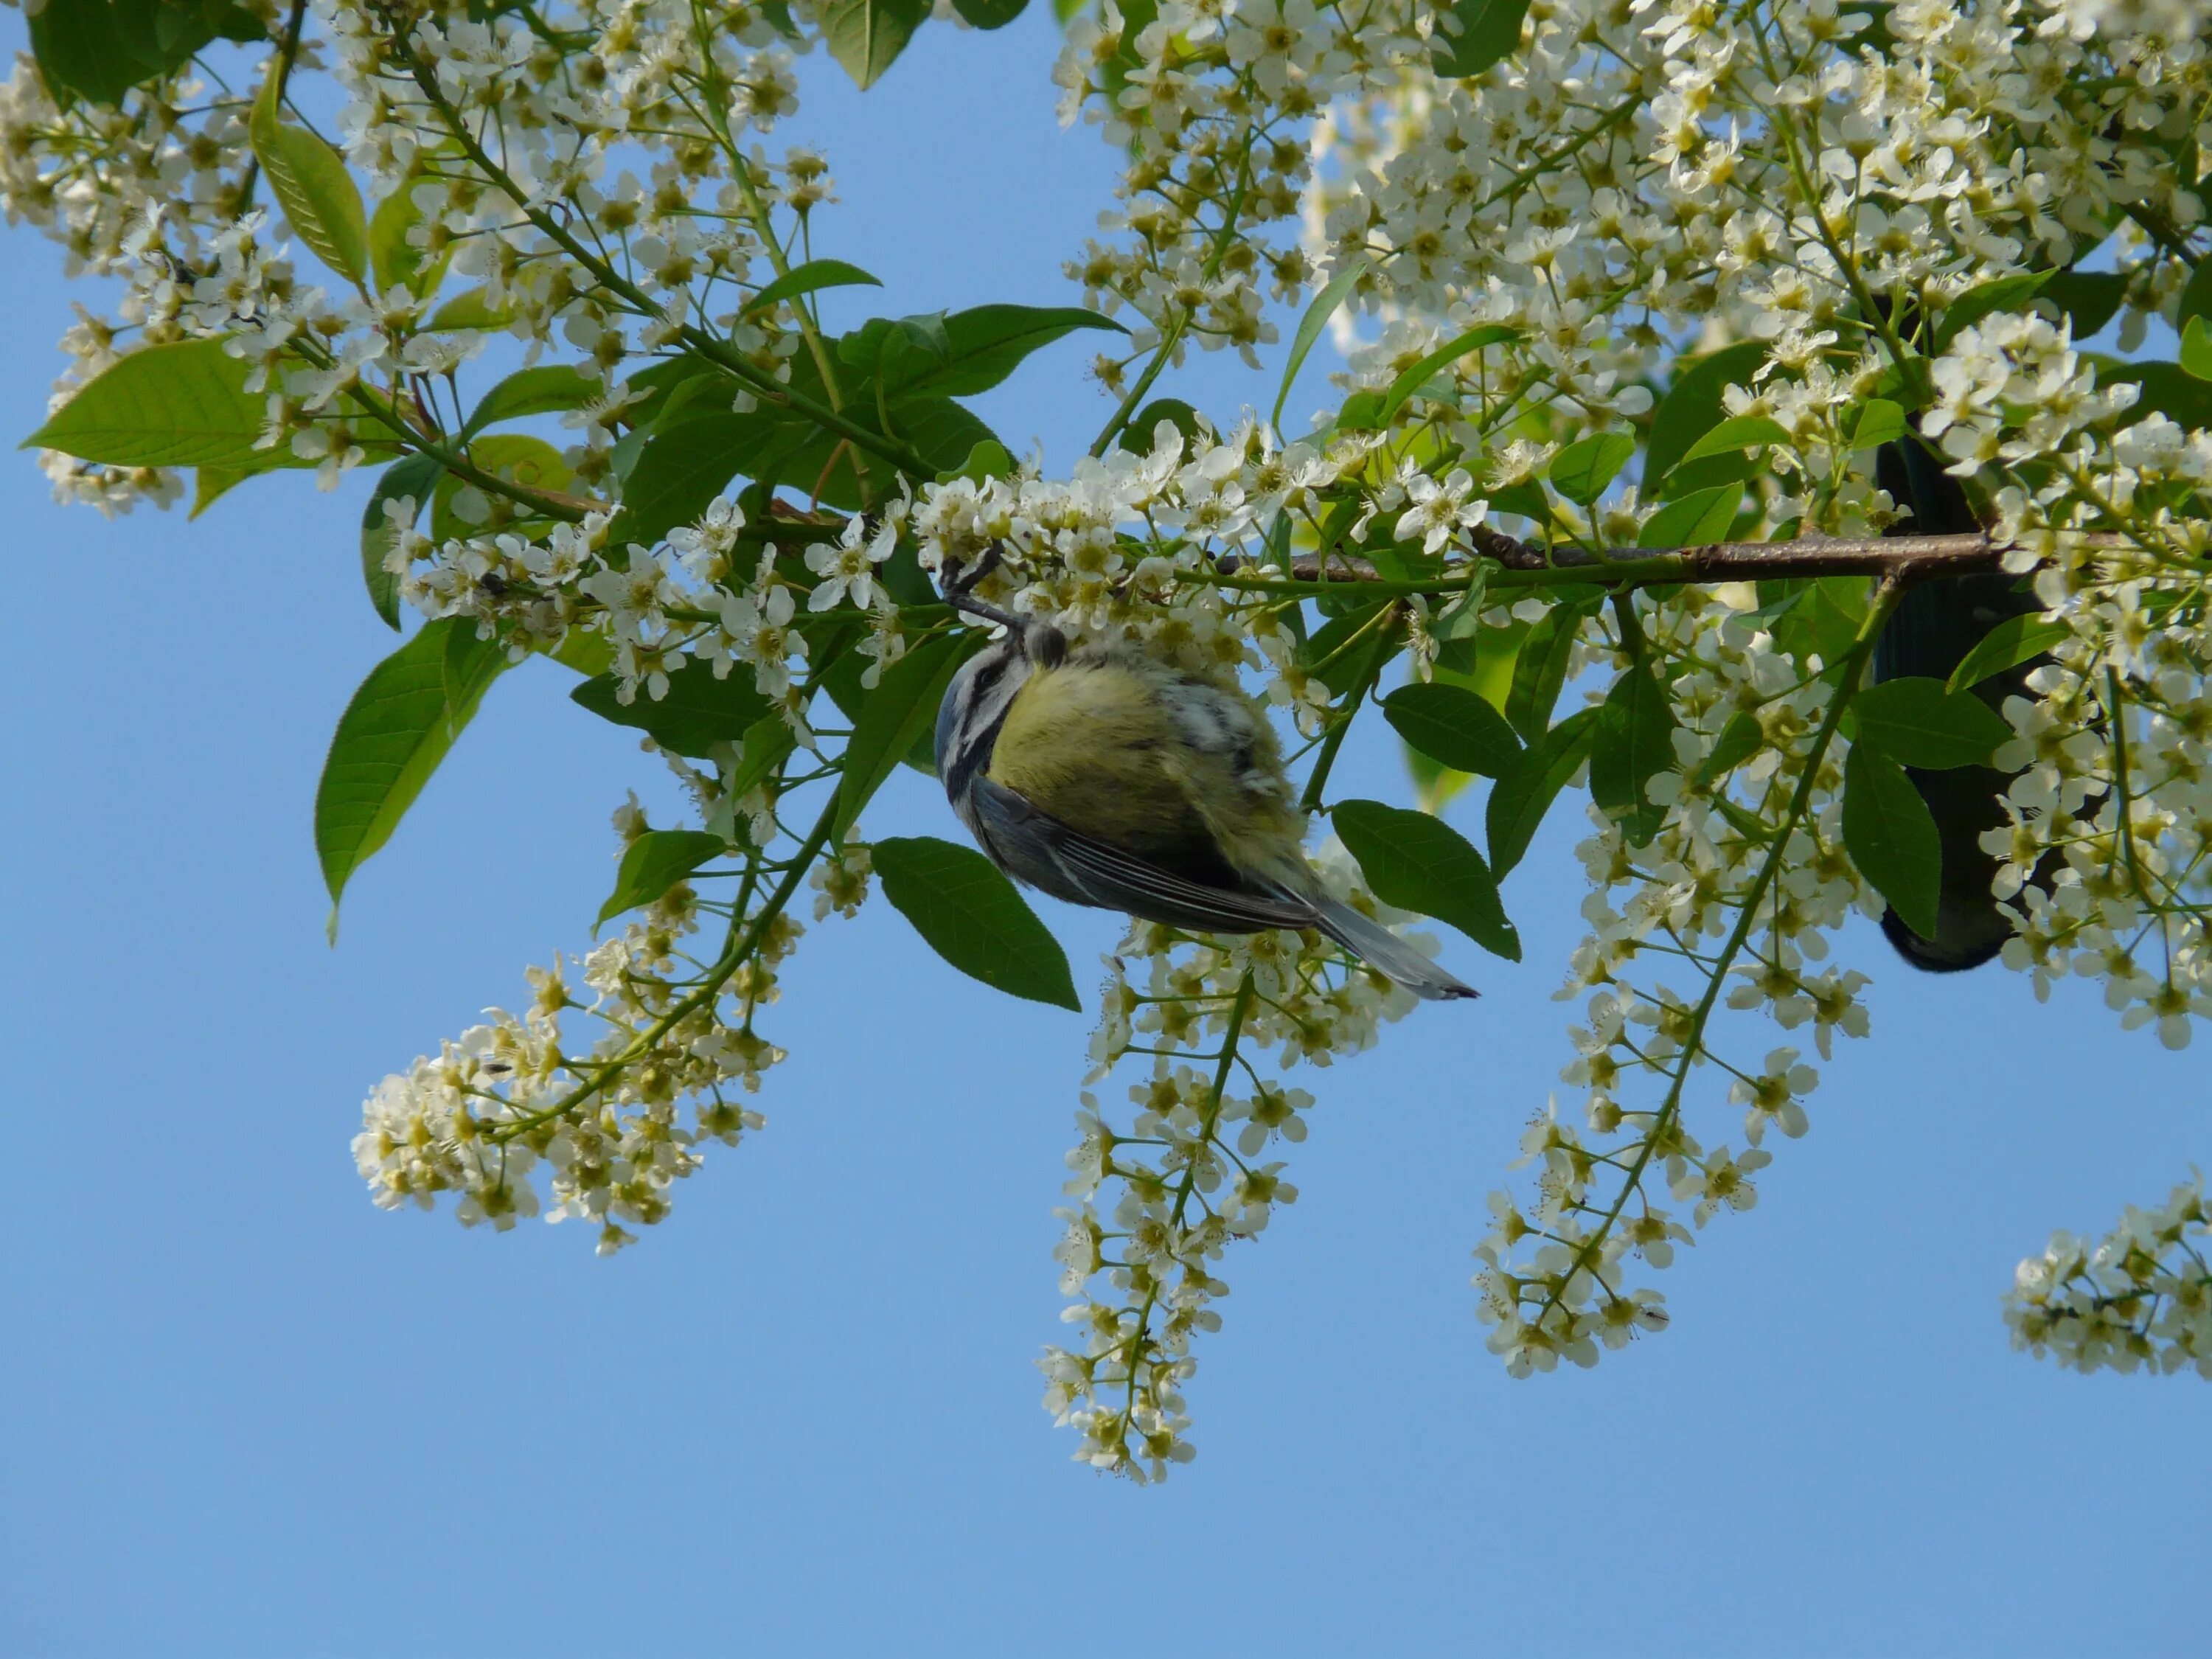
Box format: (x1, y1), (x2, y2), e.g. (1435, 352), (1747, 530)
(1217, 528), (2137, 591)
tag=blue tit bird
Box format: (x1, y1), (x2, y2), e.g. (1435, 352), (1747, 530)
(931, 565), (1475, 1002)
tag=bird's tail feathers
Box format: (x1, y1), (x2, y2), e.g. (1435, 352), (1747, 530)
(1307, 893), (1477, 1001)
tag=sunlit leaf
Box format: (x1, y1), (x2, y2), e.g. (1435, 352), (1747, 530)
(2183, 316), (2212, 383)
(1548, 432), (1635, 504)
(1847, 397), (1909, 451)
(316, 618), (507, 939)
(820, 0), (928, 87)
(26, 337), (266, 468)
(430, 434), (571, 540)
(1644, 341), (1767, 483)
(1638, 481), (1744, 549)
(1273, 257), (1368, 431)
(251, 69), (368, 285)
(1680, 414), (1792, 465)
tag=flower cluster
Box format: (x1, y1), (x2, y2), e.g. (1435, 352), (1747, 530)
(1041, 846), (1427, 1480)
(1473, 583), (1883, 1374)
(353, 799), (797, 1254)
(2005, 1171), (2212, 1376)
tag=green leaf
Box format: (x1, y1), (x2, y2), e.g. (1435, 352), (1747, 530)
(2176, 259), (2212, 331)
(1430, 566), (1489, 676)
(2092, 358), (2212, 433)
(1842, 742), (1941, 940)
(460, 364), (602, 437)
(546, 630), (615, 678)
(857, 304), (1127, 400)
(1692, 709), (1766, 787)
(1273, 257), (1368, 431)
(2041, 269), (2128, 339)
(742, 258), (883, 319)
(361, 453), (442, 631)
(571, 658), (771, 758)
(1588, 664), (1679, 844)
(1503, 593), (1599, 741)
(612, 394), (758, 546)
(316, 618), (507, 939)
(1332, 799), (1520, 961)
(1680, 414), (1792, 465)
(1547, 431), (1635, 505)
(1645, 341), (1768, 484)
(872, 835), (1081, 1009)
(729, 712), (798, 800)
(1486, 707), (1597, 880)
(31, 0), (209, 106)
(597, 830), (729, 930)
(1381, 682), (1523, 777)
(1334, 390), (1386, 433)
(251, 70), (369, 285)
(837, 633), (985, 841)
(1376, 325), (1520, 425)
(1432, 0), (1531, 77)
(430, 434), (571, 539)
(1945, 614), (2068, 693)
(2183, 316), (2212, 383)
(936, 437), (1015, 485)
(368, 174), (446, 298)
(1638, 481), (1744, 549)
(1117, 397), (1203, 451)
(426, 285), (514, 333)
(26, 337), (267, 467)
(1846, 397), (1908, 451)
(819, 0), (929, 86)
(951, 0), (1029, 27)
(1933, 270), (2053, 352)
(1762, 576), (1868, 670)
(1851, 676), (2011, 769)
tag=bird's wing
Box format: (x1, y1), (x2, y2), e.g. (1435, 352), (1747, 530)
(968, 774), (1317, 936)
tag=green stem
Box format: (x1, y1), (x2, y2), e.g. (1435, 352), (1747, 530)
(1089, 123), (1257, 458)
(1111, 971), (1256, 1450)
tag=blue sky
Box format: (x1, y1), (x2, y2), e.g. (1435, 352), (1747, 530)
(2, 13), (2206, 1655)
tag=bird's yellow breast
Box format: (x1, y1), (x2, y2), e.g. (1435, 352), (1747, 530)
(985, 653), (1304, 874)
